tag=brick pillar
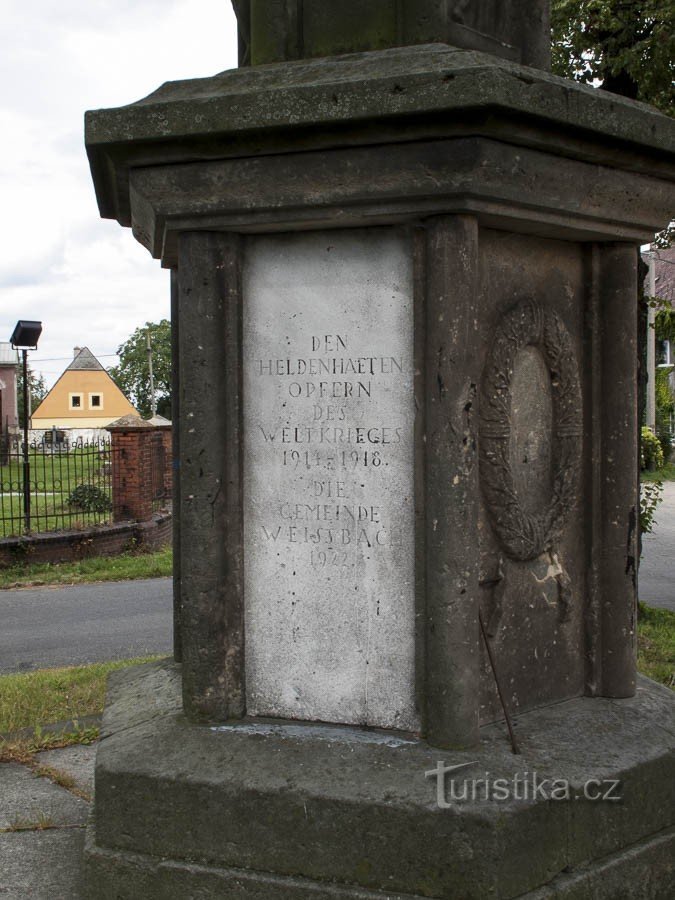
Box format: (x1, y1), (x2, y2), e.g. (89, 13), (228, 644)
(106, 415), (155, 523)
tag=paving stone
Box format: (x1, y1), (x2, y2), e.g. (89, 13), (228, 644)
(0, 828), (85, 899)
(0, 762), (89, 830)
(34, 743), (98, 797)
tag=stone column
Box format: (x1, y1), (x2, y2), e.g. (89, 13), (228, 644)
(598, 243), (639, 697)
(171, 269), (182, 663)
(106, 415), (155, 523)
(423, 215), (481, 748)
(178, 232), (245, 722)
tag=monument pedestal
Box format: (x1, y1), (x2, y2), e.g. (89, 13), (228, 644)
(85, 661), (674, 899)
(83, 6), (675, 896)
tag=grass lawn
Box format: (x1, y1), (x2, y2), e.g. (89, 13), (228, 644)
(638, 602), (675, 689)
(0, 545), (172, 589)
(0, 656), (163, 761)
(641, 462), (675, 483)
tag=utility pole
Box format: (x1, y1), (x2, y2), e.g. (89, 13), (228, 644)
(21, 350), (30, 531)
(646, 248), (657, 431)
(147, 330), (157, 418)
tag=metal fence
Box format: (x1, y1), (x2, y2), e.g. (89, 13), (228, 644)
(0, 434), (115, 537)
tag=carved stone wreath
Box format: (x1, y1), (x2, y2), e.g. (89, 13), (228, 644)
(479, 299), (582, 561)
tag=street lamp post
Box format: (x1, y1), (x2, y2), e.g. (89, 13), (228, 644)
(10, 321), (42, 532)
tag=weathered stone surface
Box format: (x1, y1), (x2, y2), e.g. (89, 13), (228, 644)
(476, 232), (587, 722)
(236, 0), (551, 69)
(177, 232), (245, 722)
(85, 45), (675, 230)
(243, 229), (417, 730)
(128, 134), (675, 267)
(423, 215), (482, 749)
(84, 661), (675, 899)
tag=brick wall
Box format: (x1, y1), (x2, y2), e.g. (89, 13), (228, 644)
(0, 512), (171, 569)
(108, 420), (155, 523)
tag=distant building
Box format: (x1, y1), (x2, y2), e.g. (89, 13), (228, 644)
(0, 342), (19, 431)
(32, 347), (138, 429)
(650, 246), (675, 374)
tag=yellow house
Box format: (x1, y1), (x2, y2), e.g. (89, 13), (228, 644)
(32, 347), (138, 429)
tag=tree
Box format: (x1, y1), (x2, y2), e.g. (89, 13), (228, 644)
(18, 368), (47, 429)
(108, 320), (172, 420)
(551, 1), (675, 116)
(551, 1), (675, 551)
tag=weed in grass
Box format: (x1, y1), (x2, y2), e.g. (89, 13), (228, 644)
(31, 763), (91, 802)
(0, 727), (101, 764)
(2, 812), (56, 833)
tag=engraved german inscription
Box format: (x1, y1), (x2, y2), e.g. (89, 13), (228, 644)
(243, 230), (417, 731)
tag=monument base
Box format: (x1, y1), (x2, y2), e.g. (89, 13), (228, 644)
(84, 661), (675, 899)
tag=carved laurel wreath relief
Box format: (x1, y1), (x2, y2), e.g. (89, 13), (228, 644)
(479, 298), (582, 575)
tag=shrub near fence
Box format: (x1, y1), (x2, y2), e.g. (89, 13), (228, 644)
(0, 435), (115, 537)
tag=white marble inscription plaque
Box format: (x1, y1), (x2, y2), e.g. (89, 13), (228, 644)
(243, 229), (417, 731)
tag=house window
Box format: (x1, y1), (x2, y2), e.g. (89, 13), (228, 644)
(89, 393), (103, 409)
(69, 394), (82, 410)
(657, 339), (672, 368)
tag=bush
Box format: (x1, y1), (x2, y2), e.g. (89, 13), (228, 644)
(656, 430), (673, 463)
(641, 425), (665, 471)
(67, 484), (112, 513)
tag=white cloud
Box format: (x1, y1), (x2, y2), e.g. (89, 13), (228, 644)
(0, 1), (238, 385)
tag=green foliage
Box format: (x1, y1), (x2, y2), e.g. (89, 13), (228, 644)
(551, 1), (675, 115)
(640, 480), (663, 535)
(66, 484), (112, 513)
(654, 222), (675, 249)
(108, 320), (171, 419)
(641, 425), (664, 470)
(655, 307), (675, 344)
(655, 365), (674, 426)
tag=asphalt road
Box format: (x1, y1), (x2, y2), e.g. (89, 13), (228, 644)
(640, 481), (675, 613)
(0, 577), (172, 674)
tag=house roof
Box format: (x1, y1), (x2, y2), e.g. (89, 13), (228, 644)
(643, 246), (675, 305)
(66, 347), (105, 371)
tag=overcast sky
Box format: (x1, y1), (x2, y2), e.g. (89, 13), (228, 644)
(0, 1), (238, 386)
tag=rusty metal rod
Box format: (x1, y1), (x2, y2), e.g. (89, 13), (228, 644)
(479, 607), (520, 755)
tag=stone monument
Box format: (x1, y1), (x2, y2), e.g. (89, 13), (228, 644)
(84, 1), (675, 896)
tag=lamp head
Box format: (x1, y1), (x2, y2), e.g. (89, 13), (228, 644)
(10, 320), (42, 350)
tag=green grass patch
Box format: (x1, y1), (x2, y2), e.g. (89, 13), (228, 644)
(638, 602), (675, 689)
(0, 656), (162, 736)
(0, 656), (164, 762)
(641, 462), (675, 482)
(0, 546), (172, 589)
